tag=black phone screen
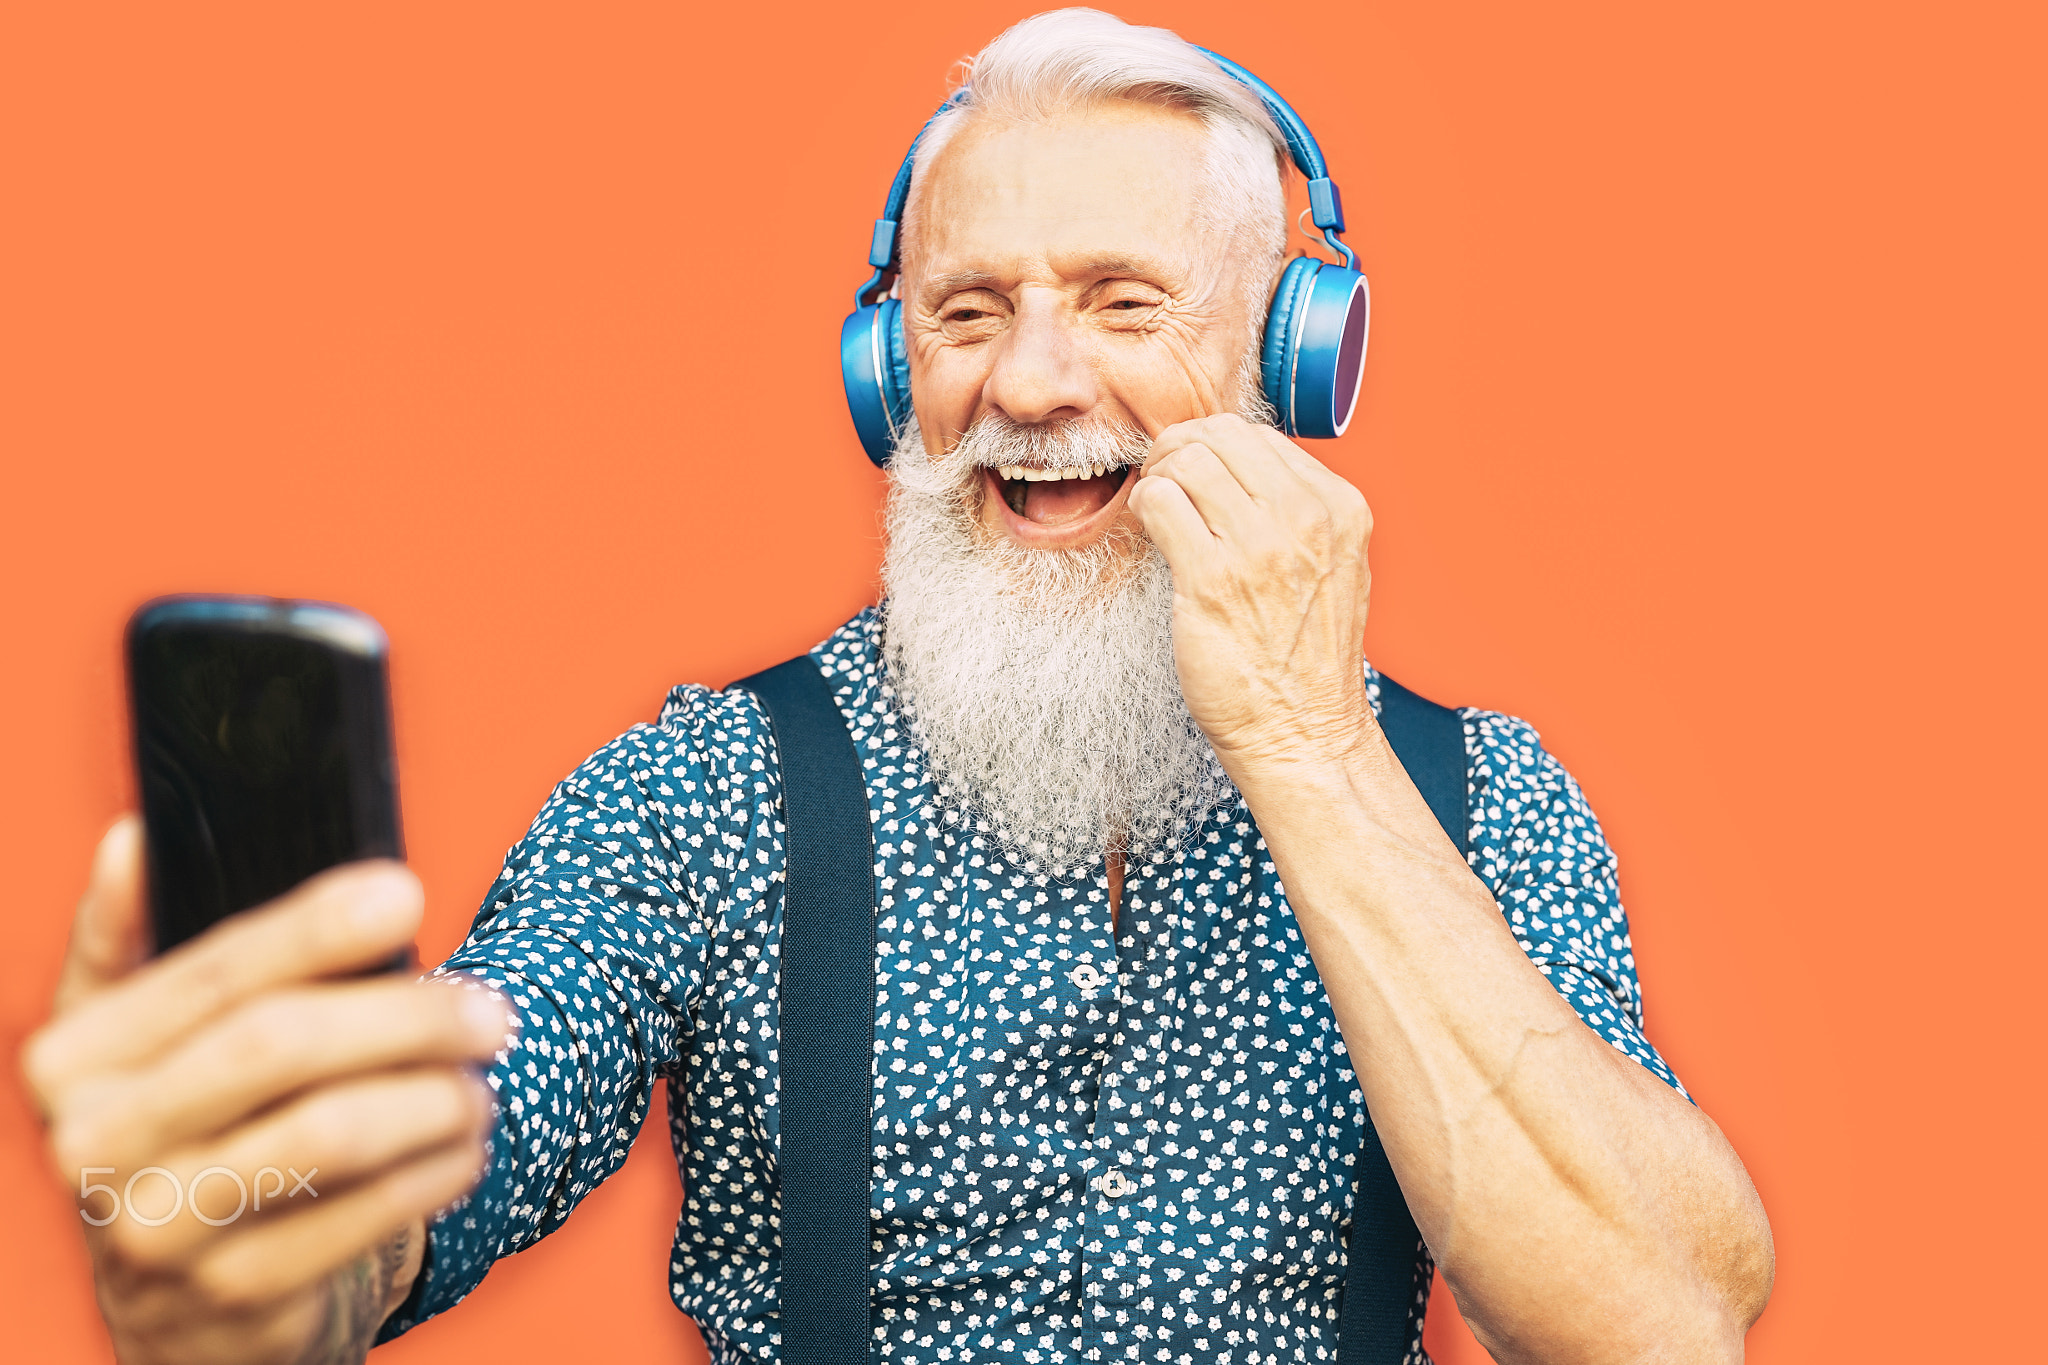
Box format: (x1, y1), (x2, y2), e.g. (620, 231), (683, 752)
(128, 596), (403, 955)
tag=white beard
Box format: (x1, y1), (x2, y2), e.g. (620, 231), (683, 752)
(880, 413), (1234, 876)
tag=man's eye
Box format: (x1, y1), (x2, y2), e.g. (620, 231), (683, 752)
(1105, 299), (1153, 311)
(947, 309), (988, 323)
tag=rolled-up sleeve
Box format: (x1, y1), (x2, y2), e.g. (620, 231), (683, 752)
(1464, 708), (1689, 1099)
(378, 685), (761, 1339)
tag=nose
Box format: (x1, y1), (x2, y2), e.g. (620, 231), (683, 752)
(982, 287), (1099, 426)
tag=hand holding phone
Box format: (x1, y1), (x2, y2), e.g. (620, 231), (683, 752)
(19, 597), (511, 1364)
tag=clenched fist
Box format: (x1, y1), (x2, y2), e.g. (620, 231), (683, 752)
(1129, 413), (1377, 778)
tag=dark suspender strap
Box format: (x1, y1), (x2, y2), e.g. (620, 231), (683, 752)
(1334, 673), (1471, 1365)
(1376, 673), (1472, 859)
(734, 656), (876, 1365)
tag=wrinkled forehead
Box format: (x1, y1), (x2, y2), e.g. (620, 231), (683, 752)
(905, 103), (1219, 289)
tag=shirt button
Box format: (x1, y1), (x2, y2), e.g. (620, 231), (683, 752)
(1097, 1169), (1135, 1199)
(1070, 962), (1106, 992)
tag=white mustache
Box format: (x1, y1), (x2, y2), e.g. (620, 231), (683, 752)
(951, 413), (1153, 475)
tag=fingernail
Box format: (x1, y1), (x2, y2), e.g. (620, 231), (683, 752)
(95, 816), (140, 877)
(348, 867), (422, 931)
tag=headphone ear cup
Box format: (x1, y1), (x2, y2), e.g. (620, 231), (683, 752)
(1260, 256), (1322, 432)
(1286, 266), (1370, 439)
(839, 298), (913, 469)
(840, 302), (893, 468)
(1260, 257), (1370, 438)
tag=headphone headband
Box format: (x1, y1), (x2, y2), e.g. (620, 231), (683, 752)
(855, 49), (1353, 308)
(855, 93), (966, 307)
(1191, 47), (1353, 267)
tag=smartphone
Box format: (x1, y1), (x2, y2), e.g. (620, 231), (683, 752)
(127, 595), (405, 958)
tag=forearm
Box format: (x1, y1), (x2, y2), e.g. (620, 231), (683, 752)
(296, 1220), (424, 1365)
(1234, 726), (1771, 1362)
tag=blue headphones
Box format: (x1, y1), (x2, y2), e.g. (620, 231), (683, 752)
(839, 48), (1369, 468)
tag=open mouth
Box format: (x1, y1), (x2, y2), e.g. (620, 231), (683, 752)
(988, 462), (1138, 529)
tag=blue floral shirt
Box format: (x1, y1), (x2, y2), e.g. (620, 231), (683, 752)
(379, 609), (1683, 1364)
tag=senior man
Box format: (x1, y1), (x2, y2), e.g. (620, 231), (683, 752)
(25, 10), (1772, 1365)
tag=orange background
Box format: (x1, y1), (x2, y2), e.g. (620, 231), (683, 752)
(2, 2), (2041, 1361)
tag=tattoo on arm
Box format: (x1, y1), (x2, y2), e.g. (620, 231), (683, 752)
(377, 1221), (413, 1298)
(294, 1224), (413, 1365)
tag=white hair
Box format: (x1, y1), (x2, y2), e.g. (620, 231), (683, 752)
(900, 9), (1291, 301)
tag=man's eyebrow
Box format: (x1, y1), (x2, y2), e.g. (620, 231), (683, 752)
(1059, 254), (1156, 280)
(917, 256), (1171, 300)
(919, 269), (1004, 298)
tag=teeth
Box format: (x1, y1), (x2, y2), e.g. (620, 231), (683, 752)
(997, 464), (1127, 482)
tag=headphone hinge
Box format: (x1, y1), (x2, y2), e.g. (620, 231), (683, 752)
(867, 219), (899, 270)
(1306, 177), (1345, 233)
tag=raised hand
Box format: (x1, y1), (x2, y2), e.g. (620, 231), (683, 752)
(1128, 413), (1377, 780)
